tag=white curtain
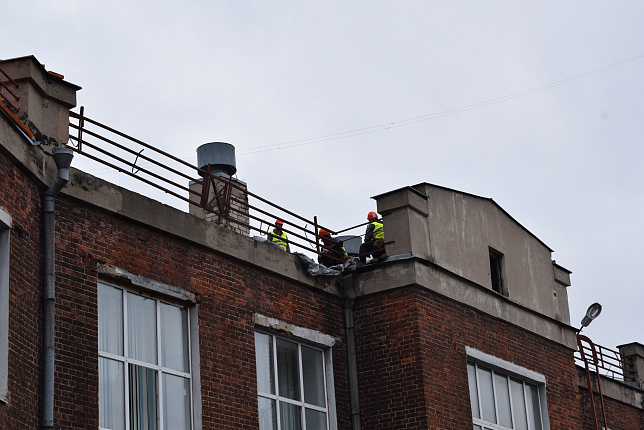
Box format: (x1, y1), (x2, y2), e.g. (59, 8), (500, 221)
(255, 333), (275, 395)
(99, 357), (125, 430)
(129, 364), (157, 430)
(163, 373), (191, 430)
(98, 283), (123, 355)
(127, 293), (157, 364)
(279, 402), (301, 430)
(302, 346), (325, 407)
(160, 303), (189, 372)
(258, 396), (277, 430)
(276, 339), (300, 401)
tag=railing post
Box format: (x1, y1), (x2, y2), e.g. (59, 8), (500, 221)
(77, 106), (84, 151)
(314, 216), (320, 255)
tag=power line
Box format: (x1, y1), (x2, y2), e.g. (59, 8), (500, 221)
(237, 53), (644, 156)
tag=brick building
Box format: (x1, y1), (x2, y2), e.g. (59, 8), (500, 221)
(0, 55), (643, 429)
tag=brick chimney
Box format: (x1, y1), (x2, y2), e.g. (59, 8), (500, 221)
(188, 142), (250, 235)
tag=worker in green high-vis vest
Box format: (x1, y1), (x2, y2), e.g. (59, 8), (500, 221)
(268, 219), (290, 251)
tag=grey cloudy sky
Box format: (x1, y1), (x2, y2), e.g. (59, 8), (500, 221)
(6, 1), (644, 351)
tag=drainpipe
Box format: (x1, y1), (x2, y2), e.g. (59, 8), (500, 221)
(42, 148), (73, 429)
(339, 274), (361, 430)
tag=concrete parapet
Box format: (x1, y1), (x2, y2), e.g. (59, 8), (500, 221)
(576, 365), (644, 410)
(352, 256), (578, 350)
(618, 342), (644, 388)
(0, 56), (80, 145)
(553, 262), (572, 287)
(373, 186), (431, 260)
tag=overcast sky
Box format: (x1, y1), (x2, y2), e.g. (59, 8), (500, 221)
(6, 2), (644, 352)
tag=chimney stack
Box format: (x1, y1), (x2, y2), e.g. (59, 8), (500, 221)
(0, 56), (80, 146)
(188, 142), (250, 235)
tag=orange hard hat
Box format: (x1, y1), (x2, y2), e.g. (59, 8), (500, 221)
(275, 219), (284, 225)
(367, 211), (378, 221)
(319, 229), (330, 237)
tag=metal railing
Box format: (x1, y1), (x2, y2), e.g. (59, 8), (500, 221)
(574, 335), (638, 387)
(68, 108), (372, 263)
(574, 335), (642, 430)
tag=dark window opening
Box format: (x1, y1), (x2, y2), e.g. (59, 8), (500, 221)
(489, 248), (507, 296)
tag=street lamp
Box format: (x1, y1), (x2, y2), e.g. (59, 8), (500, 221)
(578, 302), (602, 333)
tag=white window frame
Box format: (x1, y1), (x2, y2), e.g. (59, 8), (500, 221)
(98, 279), (198, 430)
(0, 208), (11, 404)
(254, 313), (337, 430)
(466, 347), (550, 430)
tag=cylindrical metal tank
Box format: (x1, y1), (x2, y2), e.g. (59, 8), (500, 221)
(196, 142), (237, 176)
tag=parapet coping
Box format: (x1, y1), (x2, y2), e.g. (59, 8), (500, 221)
(0, 125), (343, 298)
(576, 365), (644, 410)
(352, 255), (579, 351)
(0, 122), (580, 345)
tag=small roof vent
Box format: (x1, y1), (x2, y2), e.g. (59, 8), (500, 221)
(196, 142), (237, 176)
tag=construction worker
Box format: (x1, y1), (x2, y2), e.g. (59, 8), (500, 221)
(318, 229), (349, 267)
(359, 211), (385, 263)
(267, 219), (289, 251)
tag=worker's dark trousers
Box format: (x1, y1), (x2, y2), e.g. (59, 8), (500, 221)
(359, 240), (385, 263)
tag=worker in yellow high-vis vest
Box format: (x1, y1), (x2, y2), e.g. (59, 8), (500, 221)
(359, 211), (385, 263)
(268, 219), (290, 251)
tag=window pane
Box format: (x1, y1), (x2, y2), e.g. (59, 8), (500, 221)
(255, 333), (275, 394)
(99, 284), (123, 355)
(163, 373), (191, 430)
(160, 303), (189, 372)
(277, 339), (300, 401)
(129, 364), (157, 430)
(258, 396), (277, 430)
(525, 383), (542, 430)
(99, 357), (125, 430)
(302, 346), (325, 407)
(476, 366), (496, 424)
(494, 372), (512, 428)
(279, 402), (302, 430)
(305, 408), (328, 430)
(473, 426), (482, 430)
(467, 362), (480, 419)
(128, 293), (157, 364)
(510, 378), (528, 430)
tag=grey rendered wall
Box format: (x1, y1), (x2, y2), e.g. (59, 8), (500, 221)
(378, 183), (571, 324)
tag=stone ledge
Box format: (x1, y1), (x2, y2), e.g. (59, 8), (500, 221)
(577, 365), (644, 410)
(353, 256), (578, 350)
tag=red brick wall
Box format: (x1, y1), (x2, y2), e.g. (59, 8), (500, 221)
(0, 147), (351, 429)
(355, 286), (585, 430)
(51, 197), (351, 429)
(354, 287), (428, 429)
(3, 145), (642, 429)
(578, 385), (644, 430)
(0, 150), (45, 429)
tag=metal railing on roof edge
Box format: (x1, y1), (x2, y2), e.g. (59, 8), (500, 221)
(68, 108), (372, 263)
(574, 335), (641, 389)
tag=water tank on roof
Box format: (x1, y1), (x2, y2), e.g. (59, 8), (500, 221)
(196, 142), (237, 176)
